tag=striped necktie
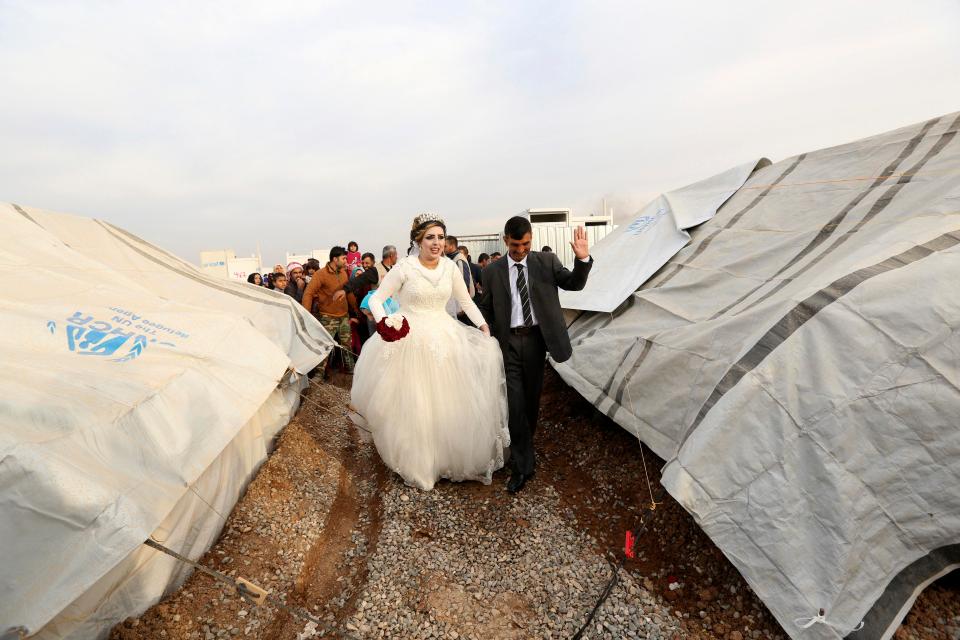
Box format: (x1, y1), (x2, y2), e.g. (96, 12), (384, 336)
(516, 263), (533, 326)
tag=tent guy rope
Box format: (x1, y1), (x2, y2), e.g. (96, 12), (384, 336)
(142, 538), (360, 639)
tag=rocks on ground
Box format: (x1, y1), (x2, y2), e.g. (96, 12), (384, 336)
(111, 369), (960, 640)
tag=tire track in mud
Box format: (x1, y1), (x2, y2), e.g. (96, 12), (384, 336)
(264, 379), (389, 640)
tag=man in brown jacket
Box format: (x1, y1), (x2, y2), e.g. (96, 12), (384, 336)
(302, 246), (358, 373)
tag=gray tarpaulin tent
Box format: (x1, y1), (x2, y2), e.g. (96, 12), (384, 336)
(554, 112), (960, 639)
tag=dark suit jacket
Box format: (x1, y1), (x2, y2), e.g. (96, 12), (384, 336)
(469, 261), (482, 288)
(478, 252), (592, 363)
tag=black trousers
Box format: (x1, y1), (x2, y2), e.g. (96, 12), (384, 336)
(505, 326), (547, 476)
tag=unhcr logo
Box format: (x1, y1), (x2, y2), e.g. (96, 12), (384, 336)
(47, 309), (184, 363)
(625, 206), (668, 235)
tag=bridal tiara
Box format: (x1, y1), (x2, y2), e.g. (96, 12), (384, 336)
(413, 212), (445, 229)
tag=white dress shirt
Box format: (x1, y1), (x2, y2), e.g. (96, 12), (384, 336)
(508, 254), (538, 328)
(508, 253), (590, 328)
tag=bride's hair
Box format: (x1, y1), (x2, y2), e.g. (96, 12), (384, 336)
(409, 213), (447, 254)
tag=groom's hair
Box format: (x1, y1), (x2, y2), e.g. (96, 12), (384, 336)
(329, 246), (347, 262)
(504, 216), (532, 240)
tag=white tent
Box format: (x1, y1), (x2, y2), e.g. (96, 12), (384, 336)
(0, 203), (333, 638)
(554, 112), (960, 639)
(560, 157), (768, 313)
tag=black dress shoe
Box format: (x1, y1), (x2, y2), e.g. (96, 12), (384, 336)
(506, 472), (527, 493)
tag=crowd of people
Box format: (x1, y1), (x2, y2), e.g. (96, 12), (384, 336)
(244, 237), (523, 377)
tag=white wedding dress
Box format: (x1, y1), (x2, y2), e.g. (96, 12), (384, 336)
(350, 256), (509, 490)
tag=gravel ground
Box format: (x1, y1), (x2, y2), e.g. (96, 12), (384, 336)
(111, 406), (346, 640)
(112, 368), (959, 640)
(329, 480), (681, 640)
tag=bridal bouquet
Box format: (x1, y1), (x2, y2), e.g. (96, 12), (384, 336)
(376, 313), (410, 342)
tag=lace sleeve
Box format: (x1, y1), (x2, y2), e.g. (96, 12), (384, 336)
(368, 264), (405, 322)
(450, 261), (486, 328)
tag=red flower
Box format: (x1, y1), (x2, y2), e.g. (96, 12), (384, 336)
(376, 314), (410, 342)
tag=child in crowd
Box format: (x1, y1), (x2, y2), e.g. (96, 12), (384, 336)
(345, 241), (361, 271)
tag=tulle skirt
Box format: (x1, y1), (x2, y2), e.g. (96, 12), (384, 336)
(350, 310), (509, 490)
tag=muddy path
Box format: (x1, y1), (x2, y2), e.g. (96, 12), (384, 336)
(112, 369), (958, 640)
(264, 381), (389, 639)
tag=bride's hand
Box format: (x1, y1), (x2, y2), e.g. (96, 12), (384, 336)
(480, 324), (491, 337)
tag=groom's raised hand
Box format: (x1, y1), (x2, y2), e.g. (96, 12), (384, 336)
(570, 225), (590, 260)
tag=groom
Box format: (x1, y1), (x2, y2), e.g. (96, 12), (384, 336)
(478, 216), (593, 493)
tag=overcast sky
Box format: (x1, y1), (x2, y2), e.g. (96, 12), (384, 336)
(2, 0), (959, 266)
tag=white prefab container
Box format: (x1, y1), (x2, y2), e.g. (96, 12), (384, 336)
(226, 256), (262, 282)
(200, 251), (262, 282)
(531, 225), (614, 268)
(458, 234), (503, 262)
(459, 213), (615, 269)
(199, 249), (234, 278)
(283, 253), (311, 267)
(285, 249), (330, 267)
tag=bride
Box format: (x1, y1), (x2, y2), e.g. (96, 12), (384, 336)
(350, 213), (509, 490)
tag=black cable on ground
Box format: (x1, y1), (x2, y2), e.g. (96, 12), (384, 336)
(571, 451), (665, 640)
(571, 556), (622, 639)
